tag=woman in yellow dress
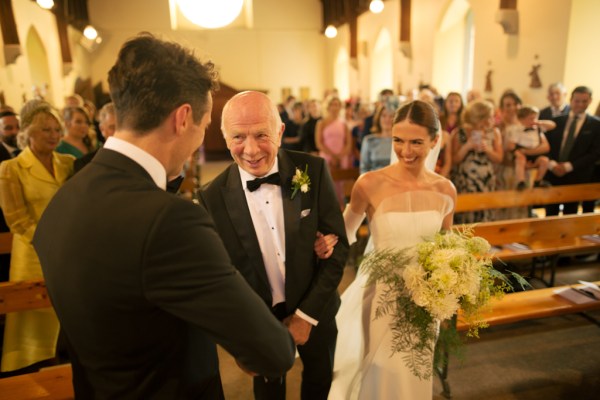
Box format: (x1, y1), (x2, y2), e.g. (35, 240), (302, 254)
(0, 100), (74, 373)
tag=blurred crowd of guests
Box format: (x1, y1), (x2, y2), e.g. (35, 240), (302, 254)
(276, 83), (600, 221)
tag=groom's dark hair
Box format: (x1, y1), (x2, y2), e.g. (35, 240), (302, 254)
(394, 100), (440, 139)
(108, 32), (219, 134)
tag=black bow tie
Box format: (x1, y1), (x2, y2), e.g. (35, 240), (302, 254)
(247, 173), (281, 192)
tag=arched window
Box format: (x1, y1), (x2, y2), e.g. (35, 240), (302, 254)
(370, 28), (393, 102)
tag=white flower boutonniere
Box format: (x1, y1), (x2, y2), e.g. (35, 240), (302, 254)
(291, 165), (310, 199)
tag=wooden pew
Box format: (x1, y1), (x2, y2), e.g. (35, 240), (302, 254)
(329, 167), (360, 201)
(466, 213), (600, 286)
(0, 279), (52, 314)
(455, 182), (600, 213)
(456, 281), (600, 331)
(0, 276), (73, 398)
(0, 232), (12, 255)
(0, 364), (73, 400)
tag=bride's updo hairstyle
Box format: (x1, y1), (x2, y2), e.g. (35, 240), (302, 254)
(393, 100), (440, 140)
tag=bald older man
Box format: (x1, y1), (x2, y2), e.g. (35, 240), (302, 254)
(201, 91), (348, 400)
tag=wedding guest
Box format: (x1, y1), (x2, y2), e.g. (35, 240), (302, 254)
(300, 99), (321, 154)
(495, 91), (528, 219)
(539, 83), (570, 120)
(56, 106), (95, 159)
(510, 106), (553, 190)
(0, 100), (74, 374)
(33, 33), (295, 399)
(201, 90), (348, 400)
(74, 102), (116, 173)
(316, 95), (354, 206)
(330, 100), (456, 399)
(0, 110), (20, 281)
(281, 101), (304, 151)
(360, 103), (394, 173)
(424, 94), (456, 178)
(544, 86), (600, 215)
(451, 100), (503, 223)
(0, 111), (20, 160)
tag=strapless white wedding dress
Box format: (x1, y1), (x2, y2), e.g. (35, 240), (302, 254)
(330, 191), (453, 400)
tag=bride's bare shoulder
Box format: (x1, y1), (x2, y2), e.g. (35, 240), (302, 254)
(426, 170), (457, 199)
(355, 168), (388, 187)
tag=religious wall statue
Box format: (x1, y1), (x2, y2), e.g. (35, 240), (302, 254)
(529, 64), (542, 88)
(485, 69), (493, 93)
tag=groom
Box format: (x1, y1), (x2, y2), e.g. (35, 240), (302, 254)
(200, 91), (348, 399)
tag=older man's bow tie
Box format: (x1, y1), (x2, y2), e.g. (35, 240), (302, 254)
(247, 173), (281, 192)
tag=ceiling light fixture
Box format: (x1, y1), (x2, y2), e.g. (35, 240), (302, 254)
(325, 25), (338, 39)
(36, 0), (54, 9)
(177, 0), (244, 29)
(369, 0), (384, 14)
(83, 25), (98, 40)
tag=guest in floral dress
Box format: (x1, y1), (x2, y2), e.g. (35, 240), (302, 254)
(451, 100), (503, 223)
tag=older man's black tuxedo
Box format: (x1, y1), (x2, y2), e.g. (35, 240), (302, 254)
(33, 148), (295, 399)
(200, 149), (348, 399)
(545, 113), (600, 214)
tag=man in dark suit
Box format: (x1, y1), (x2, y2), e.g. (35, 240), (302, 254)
(0, 110), (19, 281)
(544, 86), (600, 215)
(539, 82), (570, 120)
(200, 91), (348, 400)
(32, 34), (295, 399)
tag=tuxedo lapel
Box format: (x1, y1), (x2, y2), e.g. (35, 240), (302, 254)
(221, 166), (270, 288)
(278, 151), (302, 270)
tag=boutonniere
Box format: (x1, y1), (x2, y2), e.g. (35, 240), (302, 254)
(291, 165), (310, 199)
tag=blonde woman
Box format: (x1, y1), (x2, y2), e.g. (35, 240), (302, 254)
(56, 106), (95, 159)
(0, 100), (74, 373)
(451, 100), (503, 223)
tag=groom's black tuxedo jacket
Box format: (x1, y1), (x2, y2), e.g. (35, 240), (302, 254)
(545, 113), (600, 185)
(33, 148), (295, 399)
(200, 149), (348, 323)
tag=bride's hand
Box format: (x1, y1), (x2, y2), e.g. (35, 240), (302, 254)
(314, 231), (338, 259)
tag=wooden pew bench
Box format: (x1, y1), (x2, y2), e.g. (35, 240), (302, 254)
(354, 183), (600, 241)
(0, 364), (73, 400)
(0, 279), (73, 399)
(467, 213), (600, 286)
(454, 182), (600, 213)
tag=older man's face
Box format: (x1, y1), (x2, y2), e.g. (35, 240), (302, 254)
(223, 94), (283, 178)
(0, 115), (19, 147)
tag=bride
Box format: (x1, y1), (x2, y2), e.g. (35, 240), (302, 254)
(327, 100), (456, 399)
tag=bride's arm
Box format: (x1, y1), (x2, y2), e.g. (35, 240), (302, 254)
(343, 177), (369, 244)
(314, 176), (369, 254)
(441, 180), (458, 230)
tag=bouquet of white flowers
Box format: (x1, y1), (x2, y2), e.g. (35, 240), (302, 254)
(361, 226), (527, 379)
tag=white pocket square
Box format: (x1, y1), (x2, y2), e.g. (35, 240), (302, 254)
(301, 209), (311, 218)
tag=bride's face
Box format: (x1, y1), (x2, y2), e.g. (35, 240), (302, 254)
(392, 120), (437, 169)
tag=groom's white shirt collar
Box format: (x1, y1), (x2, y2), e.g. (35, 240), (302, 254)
(103, 137), (167, 190)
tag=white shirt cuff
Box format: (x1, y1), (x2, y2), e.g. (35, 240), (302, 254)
(564, 162), (573, 173)
(295, 309), (318, 326)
